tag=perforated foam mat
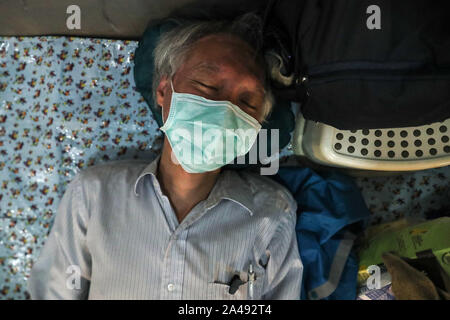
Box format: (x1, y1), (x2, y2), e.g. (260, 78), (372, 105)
(333, 120), (450, 161)
(297, 116), (450, 171)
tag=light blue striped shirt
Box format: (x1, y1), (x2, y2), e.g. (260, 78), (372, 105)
(28, 155), (303, 299)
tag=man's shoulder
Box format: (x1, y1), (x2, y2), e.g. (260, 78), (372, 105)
(226, 169), (298, 219)
(76, 158), (151, 187)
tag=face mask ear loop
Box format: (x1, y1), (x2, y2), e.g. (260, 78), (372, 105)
(160, 79), (177, 131)
(170, 79), (176, 94)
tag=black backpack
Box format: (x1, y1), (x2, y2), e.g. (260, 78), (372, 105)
(263, 0), (450, 130)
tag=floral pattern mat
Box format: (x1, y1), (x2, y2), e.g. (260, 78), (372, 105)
(354, 168), (449, 226)
(0, 36), (449, 299)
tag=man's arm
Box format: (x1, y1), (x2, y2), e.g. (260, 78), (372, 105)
(261, 211), (303, 300)
(28, 173), (91, 299)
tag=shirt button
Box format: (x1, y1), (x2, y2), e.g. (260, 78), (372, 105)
(167, 283), (175, 292)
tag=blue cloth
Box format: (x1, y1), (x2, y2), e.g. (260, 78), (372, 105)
(272, 167), (370, 300)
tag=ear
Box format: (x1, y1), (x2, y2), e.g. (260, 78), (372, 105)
(156, 75), (169, 108)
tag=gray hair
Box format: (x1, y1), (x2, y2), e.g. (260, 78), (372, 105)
(152, 13), (274, 122)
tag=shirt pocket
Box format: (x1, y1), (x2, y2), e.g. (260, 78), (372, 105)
(207, 281), (249, 300)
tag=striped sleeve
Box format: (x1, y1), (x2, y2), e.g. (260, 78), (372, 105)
(28, 173), (92, 299)
(261, 209), (303, 300)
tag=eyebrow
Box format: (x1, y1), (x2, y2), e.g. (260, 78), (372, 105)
(191, 62), (221, 74)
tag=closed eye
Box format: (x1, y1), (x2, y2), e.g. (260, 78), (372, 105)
(242, 101), (256, 110)
(194, 80), (218, 91)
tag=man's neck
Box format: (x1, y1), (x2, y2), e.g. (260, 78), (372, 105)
(156, 139), (221, 223)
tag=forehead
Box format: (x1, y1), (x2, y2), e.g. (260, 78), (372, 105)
(180, 34), (265, 85)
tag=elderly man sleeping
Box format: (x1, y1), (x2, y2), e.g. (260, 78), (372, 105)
(28, 14), (303, 300)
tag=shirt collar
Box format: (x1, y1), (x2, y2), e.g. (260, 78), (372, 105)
(134, 154), (161, 197)
(133, 156), (256, 216)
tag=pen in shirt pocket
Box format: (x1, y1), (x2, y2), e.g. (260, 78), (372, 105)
(248, 263), (255, 300)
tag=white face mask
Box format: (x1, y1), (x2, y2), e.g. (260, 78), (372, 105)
(160, 81), (261, 173)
